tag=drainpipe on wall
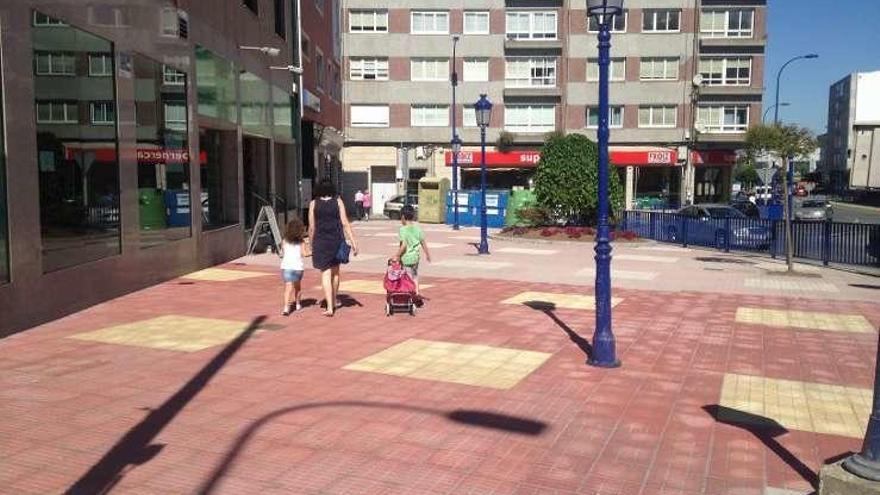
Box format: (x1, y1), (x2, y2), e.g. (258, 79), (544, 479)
(292, 0), (305, 215)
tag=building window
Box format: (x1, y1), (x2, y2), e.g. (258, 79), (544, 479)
(505, 105), (555, 133)
(464, 11), (490, 34)
(349, 10), (388, 32)
(163, 65), (186, 85)
(701, 9), (754, 38)
(463, 58), (489, 82)
(411, 105), (449, 127)
(412, 11), (449, 34)
(588, 10), (627, 32)
(698, 57), (751, 86)
(506, 11), (557, 40)
(586, 106), (623, 128)
(33, 11), (67, 26)
(88, 53), (113, 77)
(90, 101), (115, 125)
(587, 58), (625, 81)
(350, 58), (388, 80)
(164, 103), (188, 131)
(316, 51), (325, 90)
(697, 105), (749, 133)
(638, 106), (677, 128)
(34, 52), (75, 76)
(36, 101), (78, 123)
(463, 107), (478, 127)
(351, 105), (390, 127)
(33, 15), (121, 271)
(411, 58), (448, 81)
(505, 57), (556, 88)
(243, 0), (258, 15)
(643, 9), (680, 32)
(274, 0), (286, 37)
(195, 46), (238, 125)
(639, 57), (679, 81)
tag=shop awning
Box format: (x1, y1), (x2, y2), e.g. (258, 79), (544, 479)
(445, 147), (738, 168)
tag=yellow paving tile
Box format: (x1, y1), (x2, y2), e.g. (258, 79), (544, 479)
(183, 268), (271, 282)
(315, 280), (434, 295)
(343, 338), (551, 390)
(68, 315), (251, 352)
(719, 373), (870, 438)
(501, 291), (623, 310)
(735, 307), (874, 333)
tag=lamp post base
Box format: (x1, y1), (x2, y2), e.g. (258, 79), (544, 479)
(843, 453), (880, 482)
(477, 243), (490, 255)
(587, 357), (621, 368)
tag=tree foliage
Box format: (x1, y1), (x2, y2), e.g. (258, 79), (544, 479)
(734, 163), (760, 187)
(745, 123), (818, 159)
(533, 133), (624, 225)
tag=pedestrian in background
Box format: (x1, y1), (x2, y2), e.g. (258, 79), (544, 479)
(362, 191), (372, 221)
(310, 180), (358, 317)
(354, 190), (365, 222)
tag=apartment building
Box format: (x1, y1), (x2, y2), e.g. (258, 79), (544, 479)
(341, 0), (766, 214)
(0, 0), (300, 335)
(819, 71), (880, 192)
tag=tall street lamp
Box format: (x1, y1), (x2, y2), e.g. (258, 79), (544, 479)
(451, 36), (461, 230)
(586, 0), (623, 368)
(843, 332), (880, 480)
(474, 94), (493, 255)
(762, 103), (789, 123)
(773, 54), (818, 125)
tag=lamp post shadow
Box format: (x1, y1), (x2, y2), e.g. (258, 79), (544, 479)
(702, 404), (819, 489)
(524, 301), (593, 361)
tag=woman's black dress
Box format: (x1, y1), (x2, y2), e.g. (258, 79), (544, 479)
(312, 197), (345, 271)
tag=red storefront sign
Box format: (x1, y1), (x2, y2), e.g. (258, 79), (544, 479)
(63, 147), (207, 164)
(445, 148), (680, 168)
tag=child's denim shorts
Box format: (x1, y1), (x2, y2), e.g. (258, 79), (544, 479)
(282, 270), (304, 282)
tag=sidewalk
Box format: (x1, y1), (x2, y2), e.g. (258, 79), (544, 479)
(1, 222), (879, 494)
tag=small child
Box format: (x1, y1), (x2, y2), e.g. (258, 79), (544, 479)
(395, 205), (431, 297)
(280, 217), (308, 316)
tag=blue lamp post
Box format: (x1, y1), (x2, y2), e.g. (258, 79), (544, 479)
(587, 0), (623, 368)
(842, 332), (880, 481)
(474, 94), (493, 255)
(451, 36), (461, 230)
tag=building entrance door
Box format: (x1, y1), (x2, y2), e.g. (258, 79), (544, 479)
(370, 166), (397, 216)
(243, 136), (271, 229)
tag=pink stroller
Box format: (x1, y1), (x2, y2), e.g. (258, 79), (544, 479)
(384, 259), (417, 316)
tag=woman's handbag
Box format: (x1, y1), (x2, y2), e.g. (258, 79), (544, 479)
(335, 240), (351, 264)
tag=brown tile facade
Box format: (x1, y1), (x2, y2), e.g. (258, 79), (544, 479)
(389, 8), (409, 34)
(389, 57), (409, 81)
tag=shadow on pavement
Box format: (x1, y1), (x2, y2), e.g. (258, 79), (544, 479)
(524, 301), (593, 360)
(197, 401), (548, 494)
(703, 404), (819, 489)
(65, 315), (267, 495)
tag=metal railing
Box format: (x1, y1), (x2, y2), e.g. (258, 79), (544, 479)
(621, 210), (880, 268)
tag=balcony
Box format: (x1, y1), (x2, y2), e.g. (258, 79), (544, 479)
(700, 35), (766, 54)
(503, 87), (562, 100)
(698, 85), (763, 98)
(504, 37), (563, 53)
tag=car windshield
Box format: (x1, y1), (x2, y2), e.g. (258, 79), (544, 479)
(706, 207), (746, 219)
(801, 200), (826, 208)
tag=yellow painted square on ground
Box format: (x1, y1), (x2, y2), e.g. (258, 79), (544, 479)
(719, 373), (871, 438)
(183, 268), (271, 282)
(343, 338), (551, 390)
(501, 291), (623, 310)
(69, 315), (250, 352)
(735, 307), (874, 333)
(316, 280), (434, 295)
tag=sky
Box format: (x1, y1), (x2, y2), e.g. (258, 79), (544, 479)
(764, 0), (880, 133)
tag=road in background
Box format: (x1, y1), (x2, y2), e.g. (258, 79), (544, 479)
(831, 202), (880, 224)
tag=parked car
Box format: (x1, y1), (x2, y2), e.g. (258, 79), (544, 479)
(795, 198), (833, 221)
(666, 204), (771, 249)
(383, 194), (419, 219)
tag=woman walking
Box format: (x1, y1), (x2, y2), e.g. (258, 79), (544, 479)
(309, 179), (358, 317)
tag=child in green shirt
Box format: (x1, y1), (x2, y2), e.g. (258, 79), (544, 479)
(395, 205), (431, 296)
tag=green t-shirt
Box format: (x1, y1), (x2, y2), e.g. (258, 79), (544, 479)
(399, 224), (424, 266)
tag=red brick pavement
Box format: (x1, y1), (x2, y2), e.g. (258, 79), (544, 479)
(1, 264), (879, 494)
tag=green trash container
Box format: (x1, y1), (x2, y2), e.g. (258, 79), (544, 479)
(139, 188), (166, 230)
(504, 189), (536, 227)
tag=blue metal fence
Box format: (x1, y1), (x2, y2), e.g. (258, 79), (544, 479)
(621, 210), (880, 268)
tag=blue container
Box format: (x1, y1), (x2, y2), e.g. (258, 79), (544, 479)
(460, 189), (509, 229)
(445, 190), (474, 226)
(164, 189), (193, 227)
(759, 203), (783, 221)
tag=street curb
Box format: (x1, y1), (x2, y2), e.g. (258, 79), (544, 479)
(489, 234), (645, 247)
(830, 201), (880, 213)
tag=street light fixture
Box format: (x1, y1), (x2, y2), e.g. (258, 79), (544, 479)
(474, 94), (493, 255)
(773, 54), (818, 125)
(451, 36), (461, 231)
(586, 0), (623, 368)
(239, 45), (282, 57)
(762, 103), (790, 123)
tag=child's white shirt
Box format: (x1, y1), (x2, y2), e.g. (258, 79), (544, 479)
(280, 241), (304, 270)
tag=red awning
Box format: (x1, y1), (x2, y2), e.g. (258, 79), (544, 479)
(445, 147), (738, 168)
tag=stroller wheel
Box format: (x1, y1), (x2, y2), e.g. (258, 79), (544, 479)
(385, 303), (392, 316)
(409, 304), (416, 316)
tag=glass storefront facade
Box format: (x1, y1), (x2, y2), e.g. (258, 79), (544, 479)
(134, 53), (191, 247)
(32, 12), (121, 272)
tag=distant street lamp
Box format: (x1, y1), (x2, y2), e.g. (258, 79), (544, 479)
(586, 0), (623, 368)
(451, 36), (461, 230)
(474, 94), (493, 255)
(762, 103), (790, 123)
